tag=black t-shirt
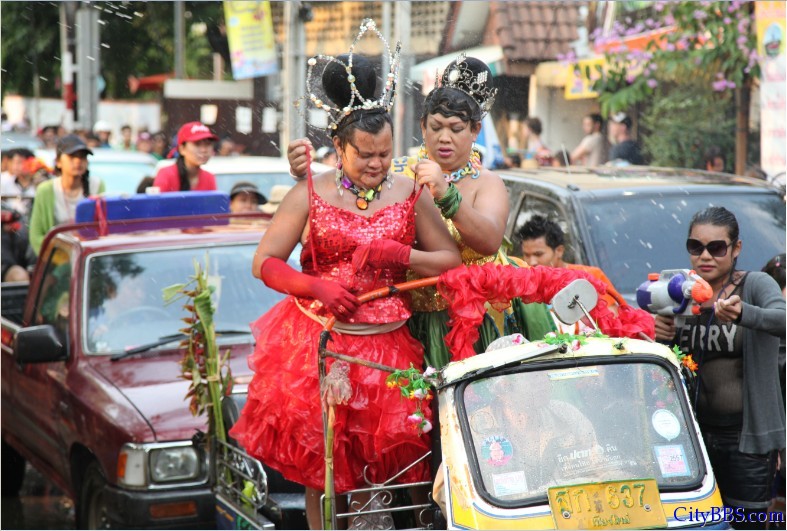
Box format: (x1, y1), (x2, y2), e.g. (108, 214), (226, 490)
(610, 140), (644, 165)
(676, 278), (746, 427)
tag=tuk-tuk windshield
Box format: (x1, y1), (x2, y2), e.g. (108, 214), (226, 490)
(461, 359), (703, 506)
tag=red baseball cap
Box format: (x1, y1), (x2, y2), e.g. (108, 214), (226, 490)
(177, 121), (218, 145)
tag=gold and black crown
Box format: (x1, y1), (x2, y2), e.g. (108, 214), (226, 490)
(437, 53), (498, 117)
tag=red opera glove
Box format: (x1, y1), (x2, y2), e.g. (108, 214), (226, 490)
(260, 257), (359, 317)
(352, 239), (411, 273)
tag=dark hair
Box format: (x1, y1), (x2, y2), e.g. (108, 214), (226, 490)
(517, 215), (564, 249)
(762, 253), (786, 291)
(588, 113), (603, 127)
(176, 155), (190, 191)
(525, 117), (542, 136)
(421, 88), (481, 126)
(136, 176), (155, 194)
(688, 206), (739, 241)
(552, 150), (570, 166)
(7, 148), (35, 160)
(704, 146), (725, 168)
(323, 54), (393, 148)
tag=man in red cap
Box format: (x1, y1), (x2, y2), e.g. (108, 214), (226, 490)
(153, 122), (218, 191)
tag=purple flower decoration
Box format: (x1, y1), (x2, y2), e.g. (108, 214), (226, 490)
(647, 79), (658, 89)
(737, 35), (748, 45)
(664, 14), (676, 25)
(712, 79), (727, 91)
(654, 2), (665, 12)
(626, 74), (637, 84)
(693, 10), (708, 21)
(723, 17), (732, 25)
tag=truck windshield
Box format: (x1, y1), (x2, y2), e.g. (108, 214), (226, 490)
(83, 243), (291, 354)
(461, 360), (703, 506)
(581, 191), (785, 301)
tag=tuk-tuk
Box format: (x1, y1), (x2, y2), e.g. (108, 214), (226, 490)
(436, 336), (726, 529)
(214, 272), (726, 530)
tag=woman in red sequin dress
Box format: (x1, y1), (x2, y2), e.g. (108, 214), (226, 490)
(229, 48), (461, 528)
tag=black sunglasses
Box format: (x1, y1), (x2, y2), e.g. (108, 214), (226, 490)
(686, 238), (734, 257)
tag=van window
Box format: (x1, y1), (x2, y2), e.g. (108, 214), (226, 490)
(511, 195), (578, 263)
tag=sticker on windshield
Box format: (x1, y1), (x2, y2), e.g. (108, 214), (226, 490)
(651, 409), (681, 441)
(654, 444), (691, 477)
(547, 367), (599, 381)
(491, 470), (528, 497)
(481, 435), (513, 466)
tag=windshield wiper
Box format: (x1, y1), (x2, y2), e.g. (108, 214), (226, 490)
(110, 329), (251, 362)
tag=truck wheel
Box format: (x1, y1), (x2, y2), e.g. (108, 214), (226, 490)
(1, 439), (26, 496)
(77, 462), (112, 529)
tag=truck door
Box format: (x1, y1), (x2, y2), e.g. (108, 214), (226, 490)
(11, 244), (74, 476)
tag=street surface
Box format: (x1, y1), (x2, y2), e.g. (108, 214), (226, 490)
(1, 464), (75, 529)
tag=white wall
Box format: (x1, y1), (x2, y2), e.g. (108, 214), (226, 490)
(2, 95), (162, 138)
(528, 80), (599, 159)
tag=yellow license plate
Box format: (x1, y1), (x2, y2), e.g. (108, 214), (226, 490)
(548, 478), (666, 530)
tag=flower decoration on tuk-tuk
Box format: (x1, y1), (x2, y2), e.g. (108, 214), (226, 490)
(672, 345), (698, 375)
(539, 331), (608, 352)
(386, 364), (437, 434)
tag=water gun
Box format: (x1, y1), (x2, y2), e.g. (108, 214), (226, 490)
(636, 269), (713, 321)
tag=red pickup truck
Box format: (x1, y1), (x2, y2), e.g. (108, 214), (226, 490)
(1, 211), (294, 529)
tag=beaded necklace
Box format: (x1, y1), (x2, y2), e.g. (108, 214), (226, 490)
(339, 175), (387, 210)
(418, 145), (482, 183)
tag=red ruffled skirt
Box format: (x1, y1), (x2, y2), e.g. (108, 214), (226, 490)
(229, 297), (432, 493)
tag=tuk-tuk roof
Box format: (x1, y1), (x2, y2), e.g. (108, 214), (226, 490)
(441, 337), (679, 385)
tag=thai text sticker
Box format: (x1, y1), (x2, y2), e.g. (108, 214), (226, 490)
(654, 444), (690, 477)
(492, 471), (528, 497)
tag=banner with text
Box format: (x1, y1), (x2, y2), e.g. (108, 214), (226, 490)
(223, 1), (278, 80)
(756, 1), (786, 178)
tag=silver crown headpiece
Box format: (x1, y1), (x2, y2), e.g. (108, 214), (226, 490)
(436, 53), (498, 117)
(298, 19), (401, 134)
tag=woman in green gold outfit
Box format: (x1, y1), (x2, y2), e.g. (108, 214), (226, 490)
(288, 55), (553, 370)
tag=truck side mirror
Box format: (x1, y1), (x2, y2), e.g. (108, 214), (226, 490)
(14, 325), (67, 364)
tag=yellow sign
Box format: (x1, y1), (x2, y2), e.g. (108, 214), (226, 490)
(548, 478), (667, 530)
(223, 1), (278, 79)
(564, 58), (605, 100)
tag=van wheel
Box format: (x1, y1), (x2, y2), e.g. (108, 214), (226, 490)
(1, 439), (26, 496)
(77, 462), (112, 529)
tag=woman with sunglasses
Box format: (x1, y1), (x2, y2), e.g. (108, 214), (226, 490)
(654, 206), (785, 528)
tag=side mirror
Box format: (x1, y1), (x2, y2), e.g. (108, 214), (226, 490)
(14, 325), (67, 364)
(551, 279), (600, 332)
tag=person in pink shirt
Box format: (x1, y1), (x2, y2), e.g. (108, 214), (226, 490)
(153, 122), (218, 192)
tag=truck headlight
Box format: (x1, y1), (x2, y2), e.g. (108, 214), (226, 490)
(118, 442), (205, 488)
(150, 446), (200, 483)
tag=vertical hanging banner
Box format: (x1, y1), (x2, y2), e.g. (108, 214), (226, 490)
(755, 1), (786, 177)
(223, 1), (278, 79)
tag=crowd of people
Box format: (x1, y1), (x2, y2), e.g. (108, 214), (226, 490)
(1, 19), (784, 530)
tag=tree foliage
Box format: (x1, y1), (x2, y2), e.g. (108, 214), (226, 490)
(1, 1), (225, 100)
(587, 1), (759, 116)
(1, 3), (62, 98)
(640, 79), (735, 169)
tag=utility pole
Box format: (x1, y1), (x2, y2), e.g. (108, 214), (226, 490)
(174, 1), (186, 79)
(281, 1), (307, 152)
(75, 3), (100, 131)
(393, 2), (412, 157)
(60, 3), (76, 131)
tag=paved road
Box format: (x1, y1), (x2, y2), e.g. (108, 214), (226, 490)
(1, 464), (74, 530)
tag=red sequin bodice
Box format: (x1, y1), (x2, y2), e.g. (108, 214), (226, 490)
(298, 191), (416, 323)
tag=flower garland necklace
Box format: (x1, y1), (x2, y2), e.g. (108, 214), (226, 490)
(418, 145), (482, 183)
